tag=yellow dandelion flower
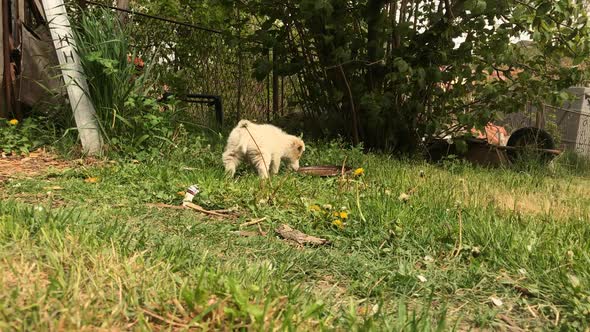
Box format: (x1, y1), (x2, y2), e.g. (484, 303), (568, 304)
(332, 211), (340, 217)
(309, 204), (321, 212)
(177, 191), (186, 196)
(353, 168), (364, 176)
(339, 211), (348, 219)
(332, 219), (344, 229)
(8, 119), (19, 125)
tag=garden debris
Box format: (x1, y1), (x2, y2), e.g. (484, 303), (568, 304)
(0, 148), (70, 181)
(276, 224), (331, 246)
(239, 217), (267, 228)
(183, 202), (235, 218)
(145, 202), (236, 219)
(490, 296), (504, 307)
(182, 185), (200, 203)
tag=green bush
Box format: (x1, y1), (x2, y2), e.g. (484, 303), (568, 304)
(71, 8), (185, 160)
(0, 118), (49, 155)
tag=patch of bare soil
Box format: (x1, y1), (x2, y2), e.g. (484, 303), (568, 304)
(0, 149), (71, 182)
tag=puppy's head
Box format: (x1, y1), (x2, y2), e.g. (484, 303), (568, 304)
(288, 136), (305, 171)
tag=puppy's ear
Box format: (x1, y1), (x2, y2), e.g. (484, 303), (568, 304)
(292, 138), (304, 153)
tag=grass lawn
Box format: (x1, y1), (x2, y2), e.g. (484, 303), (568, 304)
(1, 139), (590, 330)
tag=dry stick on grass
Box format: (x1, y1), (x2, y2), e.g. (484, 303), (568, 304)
(147, 203), (235, 218)
(338, 156), (348, 193)
(183, 202), (233, 218)
(452, 208), (463, 258)
(239, 217), (267, 228)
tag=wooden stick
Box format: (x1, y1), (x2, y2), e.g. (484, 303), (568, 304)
(210, 207), (237, 213)
(183, 202), (232, 218)
(240, 217), (267, 228)
(452, 208), (463, 258)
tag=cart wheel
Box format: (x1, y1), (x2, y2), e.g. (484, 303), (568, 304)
(506, 127), (556, 163)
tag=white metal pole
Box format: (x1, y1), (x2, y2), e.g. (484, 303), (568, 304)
(41, 0), (103, 155)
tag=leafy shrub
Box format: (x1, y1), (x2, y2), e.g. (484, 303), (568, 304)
(229, 0), (590, 152)
(0, 118), (50, 155)
(71, 8), (185, 160)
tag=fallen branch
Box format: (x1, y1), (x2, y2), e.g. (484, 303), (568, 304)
(183, 201), (234, 218)
(452, 208), (463, 258)
(276, 224), (331, 246)
(146, 202), (235, 218)
(240, 217), (267, 228)
(211, 207), (238, 214)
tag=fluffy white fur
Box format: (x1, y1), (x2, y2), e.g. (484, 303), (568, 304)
(222, 120), (305, 178)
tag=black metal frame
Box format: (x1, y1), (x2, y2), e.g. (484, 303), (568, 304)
(159, 92), (223, 127)
(183, 93), (223, 126)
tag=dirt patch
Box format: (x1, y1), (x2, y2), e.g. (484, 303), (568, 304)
(0, 149), (71, 182)
(1, 192), (68, 208)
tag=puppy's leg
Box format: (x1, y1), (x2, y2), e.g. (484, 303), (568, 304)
(251, 151), (271, 178)
(222, 149), (241, 177)
(270, 154), (281, 175)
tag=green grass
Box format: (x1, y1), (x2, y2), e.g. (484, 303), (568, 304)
(1, 139), (590, 330)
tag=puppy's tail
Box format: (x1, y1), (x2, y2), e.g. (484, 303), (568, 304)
(237, 119), (252, 128)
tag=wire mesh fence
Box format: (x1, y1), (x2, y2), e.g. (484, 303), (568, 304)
(81, 1), (290, 132)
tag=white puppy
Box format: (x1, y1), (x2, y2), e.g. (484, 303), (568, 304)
(222, 120), (305, 178)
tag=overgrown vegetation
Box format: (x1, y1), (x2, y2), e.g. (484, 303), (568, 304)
(3, 1), (590, 330)
(2, 140), (590, 330)
(227, 0), (590, 151)
(60, 1), (590, 155)
(0, 117), (53, 155)
(69, 8), (189, 160)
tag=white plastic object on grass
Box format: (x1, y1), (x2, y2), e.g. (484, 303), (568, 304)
(183, 185), (200, 203)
